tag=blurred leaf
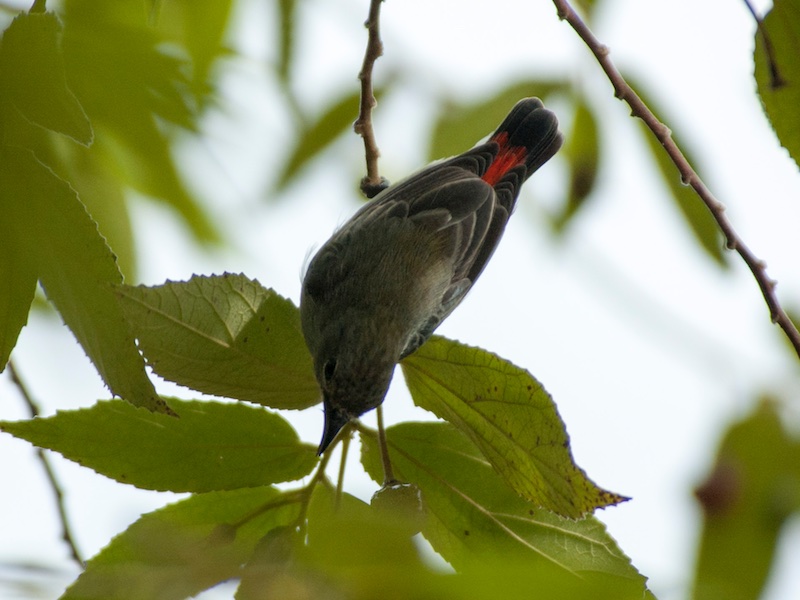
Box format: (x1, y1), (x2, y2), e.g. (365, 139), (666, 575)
(626, 75), (727, 267)
(304, 485), (423, 572)
(572, 0), (599, 21)
(53, 139), (138, 280)
(429, 80), (568, 160)
(692, 399), (800, 600)
(552, 97), (600, 231)
(0, 398), (317, 493)
(361, 423), (653, 598)
(401, 337), (627, 518)
(150, 0), (235, 99)
(755, 0), (800, 171)
(0, 148), (165, 412)
(0, 221), (37, 370)
(236, 526), (310, 600)
(117, 274), (319, 409)
(61, 0), (219, 242)
(277, 0), (296, 84)
(0, 12), (92, 145)
(61, 486), (303, 600)
(276, 89), (363, 190)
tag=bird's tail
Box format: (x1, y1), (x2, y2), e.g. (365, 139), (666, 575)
(481, 97), (563, 187)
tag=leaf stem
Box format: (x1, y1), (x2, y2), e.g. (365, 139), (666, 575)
(552, 0), (800, 361)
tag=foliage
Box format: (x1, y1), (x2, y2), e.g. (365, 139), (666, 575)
(1, 0), (799, 599)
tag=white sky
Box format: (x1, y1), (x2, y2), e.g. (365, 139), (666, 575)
(1, 0), (798, 599)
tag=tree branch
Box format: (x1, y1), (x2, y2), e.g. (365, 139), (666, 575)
(552, 0), (800, 361)
(354, 0), (389, 198)
(8, 361), (84, 566)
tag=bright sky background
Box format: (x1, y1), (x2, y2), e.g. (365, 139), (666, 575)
(2, 0), (798, 599)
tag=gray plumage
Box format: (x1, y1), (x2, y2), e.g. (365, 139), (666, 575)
(300, 97), (563, 453)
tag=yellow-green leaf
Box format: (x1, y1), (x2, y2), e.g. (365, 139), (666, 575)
(401, 336), (626, 518)
(360, 422), (653, 598)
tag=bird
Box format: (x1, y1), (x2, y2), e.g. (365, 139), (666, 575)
(300, 97), (563, 455)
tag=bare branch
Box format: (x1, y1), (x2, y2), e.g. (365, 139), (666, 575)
(552, 0), (800, 360)
(7, 361), (85, 567)
(354, 0), (389, 198)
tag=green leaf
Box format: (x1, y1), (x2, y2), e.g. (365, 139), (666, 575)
(61, 486), (303, 600)
(276, 89), (363, 190)
(0, 217), (37, 370)
(0, 148), (165, 412)
(428, 80), (568, 161)
(552, 97), (600, 231)
(401, 337), (626, 518)
(0, 398), (317, 492)
(755, 0), (800, 170)
(303, 485), (424, 572)
(626, 75), (727, 267)
(692, 399), (800, 600)
(0, 12), (92, 145)
(116, 274), (319, 410)
(61, 1), (219, 242)
(360, 422), (653, 598)
(149, 0), (236, 99)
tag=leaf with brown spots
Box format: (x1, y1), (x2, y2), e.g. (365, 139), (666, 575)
(401, 336), (626, 518)
(360, 422), (653, 597)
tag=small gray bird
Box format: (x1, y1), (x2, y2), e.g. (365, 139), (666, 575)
(301, 98), (563, 454)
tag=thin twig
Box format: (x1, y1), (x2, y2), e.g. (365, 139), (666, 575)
(552, 0), (800, 361)
(354, 0), (388, 198)
(742, 0), (784, 88)
(7, 361), (85, 567)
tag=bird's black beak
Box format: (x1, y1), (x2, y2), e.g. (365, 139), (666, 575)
(317, 399), (350, 455)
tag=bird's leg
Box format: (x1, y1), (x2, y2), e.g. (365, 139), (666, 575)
(334, 430), (351, 510)
(376, 406), (398, 485)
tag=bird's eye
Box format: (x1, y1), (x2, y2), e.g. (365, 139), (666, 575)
(322, 359), (337, 384)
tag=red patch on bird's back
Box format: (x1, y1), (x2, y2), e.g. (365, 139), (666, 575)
(482, 132), (528, 186)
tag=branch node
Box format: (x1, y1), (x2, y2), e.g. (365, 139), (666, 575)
(355, 0), (385, 194)
(360, 175), (390, 199)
